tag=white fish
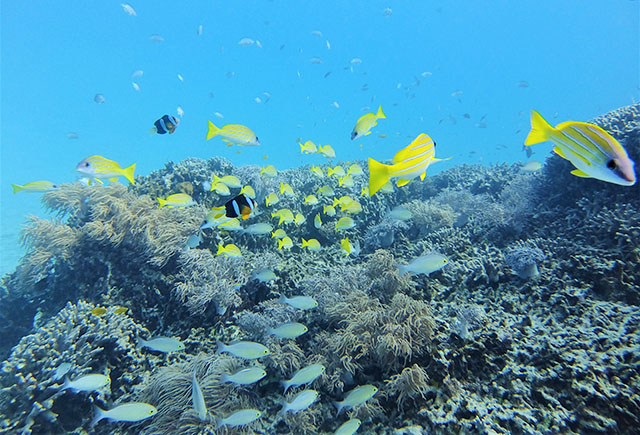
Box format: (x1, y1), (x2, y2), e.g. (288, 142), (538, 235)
(177, 74), (184, 82)
(91, 402), (157, 426)
(67, 132), (79, 139)
(192, 371), (207, 421)
(282, 364), (325, 393)
(60, 374), (110, 392)
(177, 106), (184, 117)
(243, 223), (273, 236)
(150, 34), (165, 43)
(383, 7), (393, 16)
(279, 295), (318, 310)
(332, 101), (340, 109)
(217, 409), (262, 428)
(311, 30), (323, 37)
(197, 25), (203, 36)
(451, 90), (463, 97)
(222, 367), (267, 385)
(387, 206), (413, 221)
(421, 71), (432, 78)
(131, 70), (144, 79)
(215, 111), (224, 119)
(256, 40), (263, 48)
(121, 3), (137, 16)
(217, 341), (270, 359)
(253, 268), (277, 283)
(310, 57), (323, 64)
(186, 231), (202, 249)
(398, 253), (449, 276)
(326, 40), (331, 50)
(53, 363), (73, 380)
(254, 97), (262, 104)
(335, 418), (362, 435)
(263, 91), (271, 102)
(350, 58), (362, 65)
(521, 161), (543, 172)
(137, 336), (185, 353)
(269, 322), (308, 339)
(238, 37), (255, 46)
(131, 82), (140, 92)
(281, 389), (318, 414)
(335, 385), (378, 414)
(94, 94), (105, 104)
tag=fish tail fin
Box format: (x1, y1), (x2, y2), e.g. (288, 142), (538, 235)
(376, 105), (386, 119)
(11, 184), (23, 194)
(282, 381), (290, 394)
(206, 121), (220, 140)
(278, 216), (285, 226)
(398, 265), (409, 276)
(368, 157), (392, 196)
(301, 238), (309, 248)
(216, 243), (225, 256)
(157, 198), (166, 208)
(90, 405), (106, 428)
(327, 167), (335, 177)
(121, 163), (136, 185)
(299, 142), (305, 153)
(215, 339), (225, 355)
(525, 110), (553, 146)
(277, 239), (284, 250)
(334, 400), (344, 415)
(149, 127), (157, 135)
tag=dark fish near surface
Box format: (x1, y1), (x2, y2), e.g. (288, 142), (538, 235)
(225, 194), (258, 220)
(151, 115), (179, 135)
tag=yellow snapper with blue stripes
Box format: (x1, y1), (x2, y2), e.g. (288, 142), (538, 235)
(12, 180), (58, 194)
(76, 155), (136, 185)
(524, 110), (636, 186)
(157, 193), (195, 208)
(351, 105), (386, 140)
(368, 133), (449, 196)
(206, 121), (260, 146)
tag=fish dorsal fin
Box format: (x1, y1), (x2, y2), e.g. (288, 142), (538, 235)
(570, 169), (592, 178)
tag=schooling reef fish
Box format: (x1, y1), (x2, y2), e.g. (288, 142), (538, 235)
(150, 114), (179, 135)
(368, 133), (449, 196)
(351, 105), (386, 140)
(76, 155), (136, 185)
(524, 110), (635, 186)
(12, 181), (58, 193)
(206, 122), (260, 146)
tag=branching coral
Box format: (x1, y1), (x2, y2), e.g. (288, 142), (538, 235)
(0, 300), (149, 434)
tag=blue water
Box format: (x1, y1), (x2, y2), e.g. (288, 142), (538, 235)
(1, 0), (638, 275)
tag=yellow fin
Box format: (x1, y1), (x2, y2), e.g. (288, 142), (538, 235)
(553, 147), (568, 159)
(525, 110), (553, 146)
(396, 179), (411, 187)
(570, 169), (592, 178)
(121, 163), (136, 185)
(206, 121), (220, 140)
(376, 105), (386, 119)
(368, 157), (391, 196)
(11, 184), (23, 194)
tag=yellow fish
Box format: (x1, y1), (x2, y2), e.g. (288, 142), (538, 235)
(278, 236), (293, 250)
(240, 185), (256, 198)
(218, 218), (243, 231)
(380, 181), (394, 193)
(338, 175), (354, 188)
(294, 212), (305, 226)
(340, 199), (362, 214)
(260, 165), (278, 177)
(327, 166), (346, 177)
(211, 182), (231, 196)
(12, 181), (58, 194)
(262, 154), (269, 160)
(206, 122), (260, 146)
(157, 193), (196, 208)
(317, 185), (334, 197)
(335, 216), (355, 231)
(317, 144), (336, 159)
(91, 307), (107, 316)
(301, 238), (322, 251)
(314, 212), (322, 229)
(265, 192), (279, 207)
(217, 243), (243, 258)
(113, 306), (128, 315)
(340, 237), (352, 256)
(271, 228), (287, 239)
(310, 166), (324, 178)
(304, 194), (319, 205)
(347, 163), (364, 176)
(525, 110), (636, 186)
(323, 205), (336, 216)
(351, 105), (386, 140)
(76, 155), (136, 185)
(272, 209), (294, 225)
(368, 133), (449, 196)
(333, 196), (354, 207)
(299, 140), (318, 154)
(280, 182), (294, 197)
(212, 174), (242, 188)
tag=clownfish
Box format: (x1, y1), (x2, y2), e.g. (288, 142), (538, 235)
(224, 194), (258, 220)
(151, 114), (180, 135)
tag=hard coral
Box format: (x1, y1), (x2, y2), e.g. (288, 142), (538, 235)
(504, 243), (546, 279)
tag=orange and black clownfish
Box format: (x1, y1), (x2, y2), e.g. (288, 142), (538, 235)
(225, 194), (258, 220)
(151, 114), (180, 135)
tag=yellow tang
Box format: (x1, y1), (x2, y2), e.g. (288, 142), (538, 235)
(368, 133), (449, 196)
(351, 105), (386, 140)
(525, 110), (635, 186)
(12, 181), (58, 194)
(206, 122), (260, 146)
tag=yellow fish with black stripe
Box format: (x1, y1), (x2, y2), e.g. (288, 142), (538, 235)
(206, 122), (260, 146)
(524, 110), (635, 186)
(368, 133), (449, 196)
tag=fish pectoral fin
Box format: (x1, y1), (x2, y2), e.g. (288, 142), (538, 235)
(94, 178), (104, 184)
(420, 173), (426, 181)
(396, 179), (411, 187)
(570, 169), (592, 178)
(364, 131), (371, 136)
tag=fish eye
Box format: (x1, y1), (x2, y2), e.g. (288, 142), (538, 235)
(606, 159), (617, 170)
(84, 162), (90, 167)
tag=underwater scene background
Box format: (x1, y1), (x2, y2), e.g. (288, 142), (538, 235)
(1, 1), (639, 434)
